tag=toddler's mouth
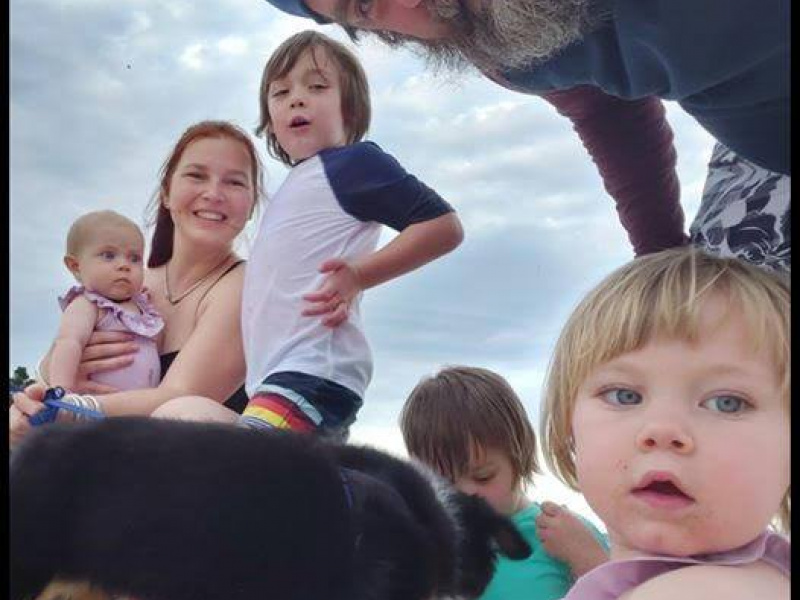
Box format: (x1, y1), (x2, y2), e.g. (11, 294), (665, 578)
(636, 480), (690, 498)
(632, 472), (695, 505)
(290, 116), (310, 128)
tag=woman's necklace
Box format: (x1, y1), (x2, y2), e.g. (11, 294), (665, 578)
(164, 254), (232, 305)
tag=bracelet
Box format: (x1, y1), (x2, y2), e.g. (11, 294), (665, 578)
(61, 393), (105, 421)
(27, 388), (105, 427)
(35, 356), (51, 388)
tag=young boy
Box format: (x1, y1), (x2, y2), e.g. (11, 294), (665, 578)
(142, 32), (461, 436)
(400, 365), (609, 600)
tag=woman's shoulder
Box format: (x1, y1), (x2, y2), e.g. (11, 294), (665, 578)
(623, 561), (789, 600)
(196, 259), (246, 312)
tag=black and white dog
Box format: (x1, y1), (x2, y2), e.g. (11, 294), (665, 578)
(11, 417), (531, 600)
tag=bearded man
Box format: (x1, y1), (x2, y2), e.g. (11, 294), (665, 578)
(262, 0), (790, 271)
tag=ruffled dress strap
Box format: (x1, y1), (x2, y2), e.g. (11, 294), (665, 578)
(58, 285), (89, 311)
(58, 285), (165, 339)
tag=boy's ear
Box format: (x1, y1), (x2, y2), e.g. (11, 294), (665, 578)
(64, 255), (80, 278)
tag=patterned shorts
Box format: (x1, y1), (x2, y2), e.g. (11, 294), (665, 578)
(239, 371), (361, 441)
(690, 142), (791, 273)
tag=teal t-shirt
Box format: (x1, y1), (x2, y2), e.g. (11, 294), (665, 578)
(480, 502), (609, 600)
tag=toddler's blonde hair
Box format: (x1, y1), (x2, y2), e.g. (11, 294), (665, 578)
(540, 248), (790, 532)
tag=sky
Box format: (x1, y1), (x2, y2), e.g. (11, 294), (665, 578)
(10, 0), (715, 523)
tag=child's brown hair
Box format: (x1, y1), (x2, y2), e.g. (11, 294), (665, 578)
(256, 31), (371, 166)
(400, 365), (540, 489)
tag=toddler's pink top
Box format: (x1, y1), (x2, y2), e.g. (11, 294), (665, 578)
(563, 531), (790, 599)
(59, 286), (164, 391)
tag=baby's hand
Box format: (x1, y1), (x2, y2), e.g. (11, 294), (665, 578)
(536, 501), (609, 578)
(302, 259), (363, 328)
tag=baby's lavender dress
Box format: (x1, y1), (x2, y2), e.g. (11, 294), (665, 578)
(563, 531), (790, 599)
(59, 286), (165, 390)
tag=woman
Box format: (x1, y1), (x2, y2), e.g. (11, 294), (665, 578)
(10, 120), (264, 448)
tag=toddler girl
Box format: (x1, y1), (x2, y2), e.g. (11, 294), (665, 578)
(540, 247), (790, 599)
(400, 365), (609, 600)
(49, 210), (163, 404)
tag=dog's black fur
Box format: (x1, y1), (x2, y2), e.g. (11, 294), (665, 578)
(11, 417), (531, 600)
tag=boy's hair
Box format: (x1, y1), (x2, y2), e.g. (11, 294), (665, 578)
(256, 30), (371, 167)
(66, 210), (143, 257)
(146, 120), (264, 268)
(540, 247), (791, 532)
(400, 366), (540, 489)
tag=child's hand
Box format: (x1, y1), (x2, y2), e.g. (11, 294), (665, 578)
(302, 259), (363, 328)
(536, 501), (609, 578)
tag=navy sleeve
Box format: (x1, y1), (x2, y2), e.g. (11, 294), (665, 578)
(319, 142), (454, 231)
(496, 0), (789, 175)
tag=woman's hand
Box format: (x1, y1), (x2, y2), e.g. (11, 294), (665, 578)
(9, 383), (47, 450)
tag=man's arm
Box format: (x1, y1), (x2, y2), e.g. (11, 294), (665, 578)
(541, 86), (689, 256)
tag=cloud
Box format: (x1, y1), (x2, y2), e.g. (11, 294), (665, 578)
(11, 0), (715, 520)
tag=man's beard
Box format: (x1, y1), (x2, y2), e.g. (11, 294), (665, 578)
(370, 0), (599, 74)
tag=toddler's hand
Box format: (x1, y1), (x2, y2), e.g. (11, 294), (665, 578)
(536, 500), (609, 578)
(302, 259), (363, 328)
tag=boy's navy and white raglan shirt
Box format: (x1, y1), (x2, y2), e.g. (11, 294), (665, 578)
(242, 141), (454, 404)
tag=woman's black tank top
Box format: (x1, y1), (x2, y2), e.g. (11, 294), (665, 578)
(158, 259), (248, 414)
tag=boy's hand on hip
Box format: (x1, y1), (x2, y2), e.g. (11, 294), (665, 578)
(302, 258), (363, 328)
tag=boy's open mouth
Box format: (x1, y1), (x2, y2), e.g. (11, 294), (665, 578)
(290, 116), (310, 128)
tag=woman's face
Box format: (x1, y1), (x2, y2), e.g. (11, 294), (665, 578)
(164, 136), (255, 250)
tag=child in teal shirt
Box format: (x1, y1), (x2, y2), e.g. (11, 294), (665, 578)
(400, 365), (609, 600)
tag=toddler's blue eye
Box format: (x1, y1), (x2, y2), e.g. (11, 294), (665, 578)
(702, 395), (748, 414)
(100, 251), (116, 260)
(602, 388), (642, 405)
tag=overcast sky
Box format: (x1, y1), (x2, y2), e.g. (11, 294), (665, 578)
(10, 0), (715, 519)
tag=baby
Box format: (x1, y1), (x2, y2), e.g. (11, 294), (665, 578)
(540, 247), (790, 599)
(48, 210), (164, 402)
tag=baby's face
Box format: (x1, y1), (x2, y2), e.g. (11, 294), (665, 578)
(71, 224), (145, 301)
(570, 295), (788, 559)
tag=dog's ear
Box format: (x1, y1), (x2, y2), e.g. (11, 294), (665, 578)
(462, 495), (531, 561)
(488, 513), (531, 560)
(451, 493), (532, 598)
